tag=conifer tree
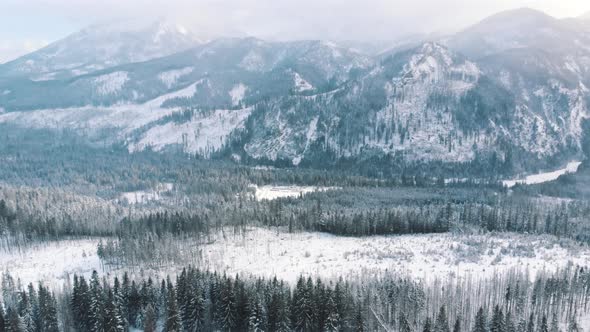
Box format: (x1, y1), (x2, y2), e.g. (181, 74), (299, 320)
(424, 317), (433, 332)
(474, 308), (487, 332)
(352, 304), (365, 332)
(435, 306), (450, 332)
(490, 305), (505, 332)
(400, 312), (413, 332)
(453, 317), (461, 332)
(165, 283), (182, 332)
(143, 304), (157, 332)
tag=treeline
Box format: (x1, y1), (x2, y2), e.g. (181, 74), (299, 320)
(2, 187), (590, 245)
(1, 265), (589, 331)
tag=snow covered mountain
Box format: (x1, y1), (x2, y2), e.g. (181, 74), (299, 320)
(0, 37), (372, 111)
(0, 19), (201, 81)
(0, 9), (589, 175)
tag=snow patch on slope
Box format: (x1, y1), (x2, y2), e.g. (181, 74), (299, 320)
(503, 161), (582, 187)
(128, 107), (252, 156)
(293, 72), (313, 92)
(93, 71), (129, 95)
(229, 83), (247, 106)
(158, 67), (194, 88)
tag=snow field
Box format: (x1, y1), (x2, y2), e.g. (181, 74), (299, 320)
(503, 161), (582, 188)
(250, 185), (340, 201)
(2, 228), (588, 289)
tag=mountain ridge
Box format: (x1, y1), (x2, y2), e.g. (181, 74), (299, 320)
(0, 8), (588, 175)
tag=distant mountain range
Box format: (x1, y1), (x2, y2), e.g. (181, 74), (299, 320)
(0, 9), (588, 175)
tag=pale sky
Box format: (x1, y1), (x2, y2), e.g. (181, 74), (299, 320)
(1, 0), (590, 63)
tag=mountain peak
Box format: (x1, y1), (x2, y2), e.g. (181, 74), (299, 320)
(0, 18), (201, 80)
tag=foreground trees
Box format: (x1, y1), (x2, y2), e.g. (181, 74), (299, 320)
(1, 265), (588, 332)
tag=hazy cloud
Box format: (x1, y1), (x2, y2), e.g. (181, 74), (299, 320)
(1, 0), (590, 62)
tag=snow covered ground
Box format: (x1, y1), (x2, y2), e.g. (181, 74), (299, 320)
(119, 183), (174, 205)
(250, 185), (340, 201)
(503, 161), (582, 188)
(3, 228), (588, 288)
(0, 239), (102, 287)
(197, 228), (590, 284)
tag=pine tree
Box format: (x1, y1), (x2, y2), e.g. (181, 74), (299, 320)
(89, 271), (105, 332)
(165, 283), (183, 332)
(453, 318), (461, 332)
(353, 304), (365, 332)
(490, 305), (505, 332)
(435, 306), (450, 332)
(38, 285), (59, 332)
(424, 317), (433, 332)
(505, 312), (516, 332)
(143, 304), (157, 332)
(104, 289), (125, 332)
(527, 313), (535, 332)
(184, 284), (205, 332)
(6, 307), (25, 332)
(323, 294), (340, 332)
(0, 304), (6, 332)
(474, 308), (487, 332)
(400, 312), (413, 332)
(218, 277), (236, 331)
(248, 296), (265, 332)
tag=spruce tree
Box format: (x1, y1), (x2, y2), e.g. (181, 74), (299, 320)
(424, 317), (433, 332)
(453, 318), (461, 332)
(400, 312), (413, 332)
(165, 283), (183, 332)
(527, 313), (535, 332)
(435, 306), (450, 332)
(353, 304), (365, 332)
(104, 289), (125, 332)
(0, 304), (5, 332)
(474, 308), (487, 332)
(89, 271), (105, 332)
(218, 277), (236, 331)
(248, 296), (265, 332)
(6, 307), (26, 332)
(490, 305), (505, 332)
(38, 285), (59, 332)
(143, 304), (157, 332)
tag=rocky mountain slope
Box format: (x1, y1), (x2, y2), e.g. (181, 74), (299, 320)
(0, 9), (588, 175)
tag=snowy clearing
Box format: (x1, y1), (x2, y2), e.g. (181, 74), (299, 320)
(503, 161), (582, 187)
(0, 239), (102, 287)
(119, 183), (174, 205)
(197, 228), (590, 284)
(4, 228), (587, 288)
(250, 185), (340, 201)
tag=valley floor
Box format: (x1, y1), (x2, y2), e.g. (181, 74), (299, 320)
(2, 228), (588, 287)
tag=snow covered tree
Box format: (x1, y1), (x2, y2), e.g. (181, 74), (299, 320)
(165, 283), (183, 332)
(453, 317), (461, 332)
(490, 305), (505, 332)
(473, 308), (487, 332)
(38, 285), (59, 332)
(435, 306), (450, 332)
(143, 304), (157, 332)
(400, 312), (413, 332)
(248, 295), (265, 332)
(218, 277), (236, 331)
(104, 289), (125, 332)
(6, 307), (26, 332)
(424, 317), (433, 332)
